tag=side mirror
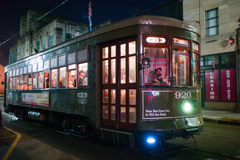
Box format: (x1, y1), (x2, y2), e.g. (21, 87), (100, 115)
(140, 57), (150, 69)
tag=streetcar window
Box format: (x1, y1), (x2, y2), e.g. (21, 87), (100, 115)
(44, 72), (50, 89)
(58, 55), (66, 66)
(102, 105), (108, 119)
(59, 67), (66, 87)
(102, 60), (108, 84)
(51, 57), (58, 68)
(120, 107), (126, 122)
(111, 45), (116, 57)
(38, 72), (44, 89)
(102, 89), (108, 103)
(68, 52), (76, 64)
(32, 73), (38, 89)
(51, 69), (57, 88)
(23, 75), (27, 90)
(111, 59), (116, 84)
(102, 47), (108, 59)
(129, 107), (136, 123)
(120, 44), (126, 56)
(68, 70), (76, 88)
(111, 106), (116, 120)
(120, 58), (126, 84)
(111, 89), (116, 104)
(28, 74), (32, 90)
(16, 77), (20, 90)
(78, 63), (88, 86)
(129, 56), (136, 83)
(129, 41), (136, 55)
(20, 75), (23, 90)
(12, 77), (16, 89)
(9, 78), (12, 90)
(129, 89), (136, 105)
(120, 89), (126, 105)
(173, 50), (190, 86)
(143, 48), (169, 84)
(192, 53), (200, 86)
(44, 60), (50, 70)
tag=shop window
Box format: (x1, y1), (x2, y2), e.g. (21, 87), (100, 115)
(59, 67), (66, 87)
(32, 73), (38, 89)
(204, 55), (218, 66)
(28, 74), (32, 90)
(173, 50), (190, 86)
(78, 63), (88, 86)
(143, 48), (169, 84)
(51, 69), (57, 88)
(20, 75), (23, 90)
(220, 53), (235, 64)
(23, 75), (27, 90)
(38, 72), (44, 89)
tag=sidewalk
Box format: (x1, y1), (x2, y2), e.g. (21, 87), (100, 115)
(202, 110), (240, 125)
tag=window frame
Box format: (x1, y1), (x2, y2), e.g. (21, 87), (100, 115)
(205, 8), (219, 37)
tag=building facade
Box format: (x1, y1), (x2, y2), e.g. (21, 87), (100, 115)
(0, 64), (5, 95)
(183, 0), (240, 111)
(9, 10), (88, 63)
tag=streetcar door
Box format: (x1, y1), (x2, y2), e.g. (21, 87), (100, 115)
(101, 38), (137, 130)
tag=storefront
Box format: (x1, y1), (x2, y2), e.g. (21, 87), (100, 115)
(201, 52), (237, 111)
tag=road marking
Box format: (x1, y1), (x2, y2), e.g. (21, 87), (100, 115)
(0, 135), (17, 140)
(2, 127), (21, 160)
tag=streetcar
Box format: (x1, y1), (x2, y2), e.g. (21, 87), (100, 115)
(4, 15), (203, 146)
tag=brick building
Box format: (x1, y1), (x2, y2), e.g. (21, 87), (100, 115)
(183, 0), (240, 111)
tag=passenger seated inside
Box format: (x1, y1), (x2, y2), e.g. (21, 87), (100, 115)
(152, 68), (166, 83)
(78, 70), (85, 86)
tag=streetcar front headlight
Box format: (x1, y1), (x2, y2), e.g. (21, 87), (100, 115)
(181, 101), (193, 114)
(146, 136), (156, 145)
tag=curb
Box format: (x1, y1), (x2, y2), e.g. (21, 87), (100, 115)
(203, 117), (240, 126)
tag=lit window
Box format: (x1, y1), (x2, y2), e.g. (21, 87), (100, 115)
(143, 48), (169, 84)
(28, 74), (32, 90)
(68, 70), (76, 88)
(23, 75), (27, 90)
(20, 75), (23, 90)
(59, 67), (66, 87)
(32, 73), (38, 89)
(16, 77), (20, 90)
(38, 72), (44, 89)
(51, 69), (57, 88)
(44, 72), (49, 89)
(78, 63), (88, 86)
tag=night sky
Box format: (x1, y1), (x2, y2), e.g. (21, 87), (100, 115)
(0, 0), (182, 67)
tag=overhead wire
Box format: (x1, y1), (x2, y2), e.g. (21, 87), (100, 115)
(0, 0), (69, 48)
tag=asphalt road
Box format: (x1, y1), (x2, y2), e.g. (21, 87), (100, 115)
(1, 97), (240, 160)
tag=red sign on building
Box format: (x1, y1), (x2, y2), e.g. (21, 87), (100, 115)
(205, 70), (219, 101)
(220, 69), (236, 101)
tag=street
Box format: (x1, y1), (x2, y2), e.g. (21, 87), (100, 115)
(1, 97), (240, 160)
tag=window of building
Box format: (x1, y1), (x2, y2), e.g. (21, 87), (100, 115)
(36, 41), (40, 52)
(48, 33), (54, 47)
(42, 37), (46, 49)
(65, 33), (72, 41)
(206, 8), (219, 36)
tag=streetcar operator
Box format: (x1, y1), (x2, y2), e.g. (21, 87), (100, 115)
(152, 68), (165, 83)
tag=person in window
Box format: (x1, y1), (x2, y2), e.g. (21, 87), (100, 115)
(78, 70), (85, 86)
(152, 68), (165, 83)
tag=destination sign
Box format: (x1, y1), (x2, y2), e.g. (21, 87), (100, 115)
(145, 37), (167, 44)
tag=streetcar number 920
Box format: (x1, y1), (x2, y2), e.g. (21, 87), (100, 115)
(175, 91), (191, 99)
